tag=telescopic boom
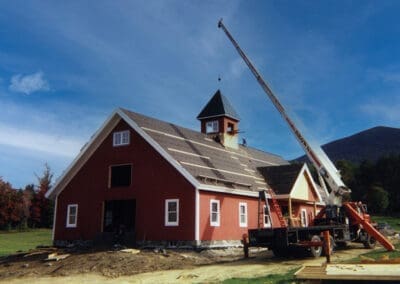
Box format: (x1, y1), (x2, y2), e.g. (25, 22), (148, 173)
(218, 19), (350, 205)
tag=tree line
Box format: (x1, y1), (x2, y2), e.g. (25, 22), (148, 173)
(0, 164), (53, 230)
(336, 154), (400, 215)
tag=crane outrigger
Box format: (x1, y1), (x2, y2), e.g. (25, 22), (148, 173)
(218, 19), (394, 254)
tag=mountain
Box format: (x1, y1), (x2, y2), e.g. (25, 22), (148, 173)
(294, 126), (400, 164)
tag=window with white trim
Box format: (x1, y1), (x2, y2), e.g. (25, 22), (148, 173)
(263, 205), (271, 228)
(300, 209), (308, 227)
(113, 130), (130, 146)
(66, 204), (78, 228)
(239, 202), (248, 227)
(165, 199), (179, 226)
(210, 200), (220, 226)
(206, 120), (219, 134)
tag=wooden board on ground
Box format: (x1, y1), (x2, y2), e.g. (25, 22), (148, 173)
(295, 264), (400, 281)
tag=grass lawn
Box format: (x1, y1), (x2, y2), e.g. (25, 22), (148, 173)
(370, 215), (400, 231)
(222, 268), (301, 284)
(224, 216), (400, 283)
(0, 229), (52, 257)
(346, 242), (400, 263)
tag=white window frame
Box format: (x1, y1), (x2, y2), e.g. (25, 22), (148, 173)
(165, 199), (179, 226)
(239, 202), (248, 227)
(113, 130), (130, 146)
(263, 205), (271, 228)
(206, 120), (219, 134)
(210, 199), (220, 226)
(66, 204), (78, 228)
(300, 209), (308, 227)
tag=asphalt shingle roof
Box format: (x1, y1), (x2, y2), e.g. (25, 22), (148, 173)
(121, 109), (289, 192)
(257, 164), (304, 195)
(196, 90), (240, 121)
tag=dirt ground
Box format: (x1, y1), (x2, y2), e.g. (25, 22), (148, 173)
(0, 242), (394, 283)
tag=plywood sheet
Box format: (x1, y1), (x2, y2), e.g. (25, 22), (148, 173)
(296, 264), (400, 281)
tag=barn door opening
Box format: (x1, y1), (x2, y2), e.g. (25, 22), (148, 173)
(103, 199), (136, 233)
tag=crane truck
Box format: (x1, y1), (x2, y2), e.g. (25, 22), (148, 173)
(218, 19), (395, 257)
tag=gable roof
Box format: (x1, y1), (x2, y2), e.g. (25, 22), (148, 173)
(46, 107), (289, 200)
(122, 109), (288, 192)
(196, 90), (240, 121)
(258, 163), (325, 204)
(258, 164), (303, 195)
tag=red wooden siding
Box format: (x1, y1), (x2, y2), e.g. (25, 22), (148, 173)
(200, 116), (238, 134)
(55, 119), (195, 242)
(199, 191), (264, 240)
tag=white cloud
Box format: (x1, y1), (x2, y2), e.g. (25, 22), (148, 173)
(9, 71), (50, 95)
(0, 123), (82, 158)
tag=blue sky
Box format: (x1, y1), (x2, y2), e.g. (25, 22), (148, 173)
(1, 1), (399, 189)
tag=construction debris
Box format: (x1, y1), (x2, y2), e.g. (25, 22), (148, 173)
(45, 253), (70, 261)
(120, 248), (140, 254)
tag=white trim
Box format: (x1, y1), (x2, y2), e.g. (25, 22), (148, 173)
(290, 164), (324, 204)
(46, 108), (201, 199)
(302, 164), (324, 203)
(197, 114), (239, 121)
(46, 110), (122, 199)
(195, 189), (200, 244)
(113, 130), (130, 146)
(198, 184), (270, 198)
(238, 202), (247, 227)
(51, 196), (58, 241)
(165, 199), (179, 226)
(205, 120), (219, 133)
(118, 110), (200, 187)
(210, 199), (220, 226)
(263, 205), (272, 228)
(66, 204), (78, 228)
(300, 208), (308, 227)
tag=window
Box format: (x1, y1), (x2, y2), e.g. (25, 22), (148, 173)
(263, 205), (271, 228)
(165, 199), (179, 226)
(113, 130), (130, 146)
(239, 202), (247, 227)
(227, 122), (235, 134)
(110, 164), (132, 187)
(66, 204), (78, 228)
(206, 120), (219, 133)
(210, 200), (220, 226)
(300, 209), (308, 227)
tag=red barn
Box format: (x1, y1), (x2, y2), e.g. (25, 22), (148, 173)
(46, 90), (326, 248)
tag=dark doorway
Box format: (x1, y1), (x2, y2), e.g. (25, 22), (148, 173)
(103, 199), (136, 233)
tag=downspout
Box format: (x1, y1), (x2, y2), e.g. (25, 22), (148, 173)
(51, 195), (58, 242)
(195, 188), (200, 247)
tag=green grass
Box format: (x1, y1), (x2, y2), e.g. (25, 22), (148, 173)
(222, 267), (301, 284)
(346, 242), (400, 263)
(0, 229), (52, 257)
(370, 215), (400, 231)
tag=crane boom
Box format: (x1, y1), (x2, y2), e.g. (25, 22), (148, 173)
(218, 19), (350, 205)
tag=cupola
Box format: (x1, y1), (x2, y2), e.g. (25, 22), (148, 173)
(197, 90), (240, 149)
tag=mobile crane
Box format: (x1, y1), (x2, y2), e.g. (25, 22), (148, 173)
(218, 19), (395, 256)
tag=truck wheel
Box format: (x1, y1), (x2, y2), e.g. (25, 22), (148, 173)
(310, 235), (322, 258)
(363, 235), (376, 249)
